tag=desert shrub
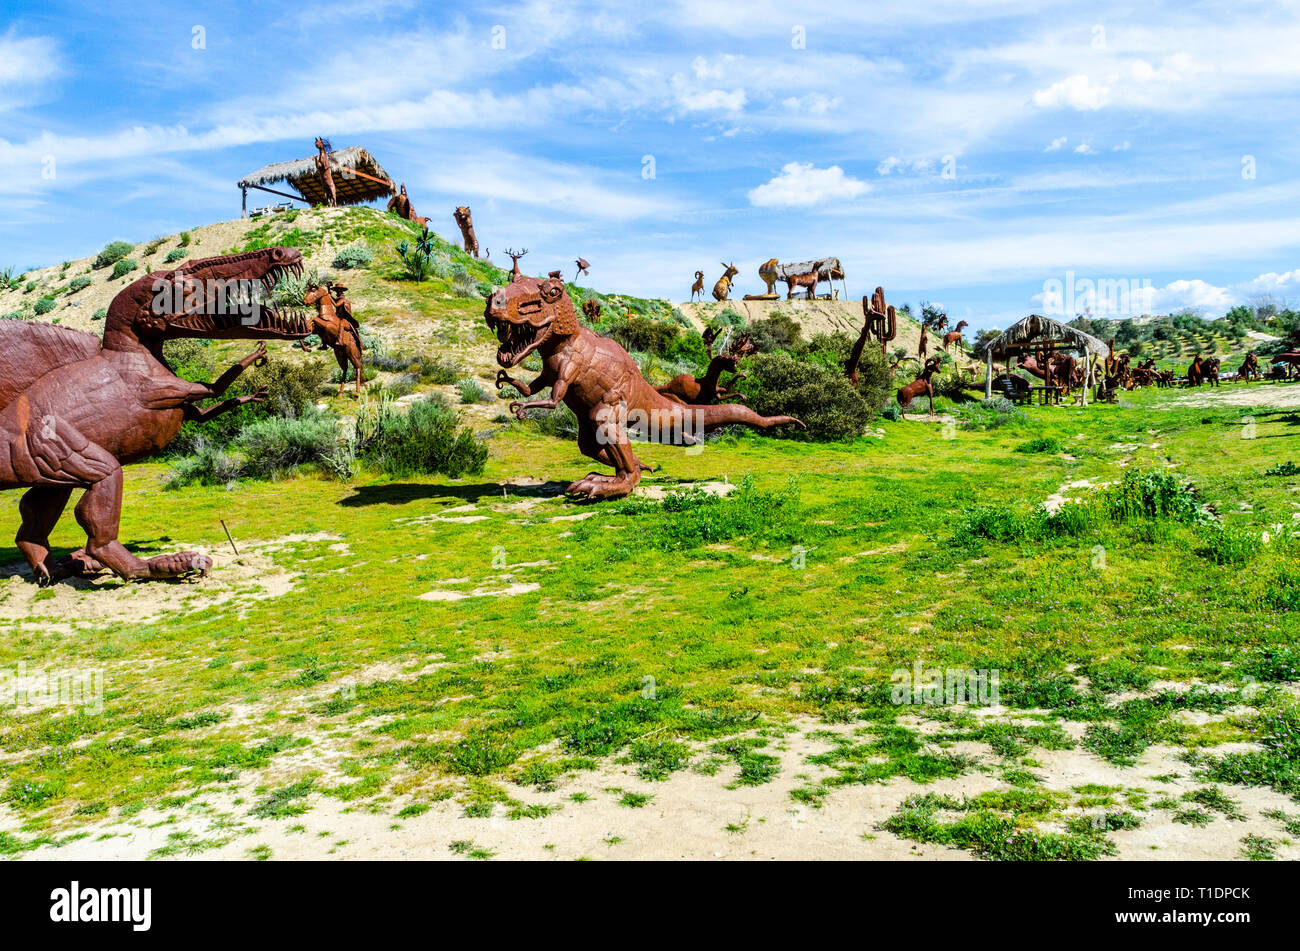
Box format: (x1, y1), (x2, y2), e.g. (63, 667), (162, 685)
(748, 312), (804, 353)
(161, 338), (217, 380)
(1015, 436), (1063, 454)
(1265, 461), (1300, 476)
(456, 377), (490, 403)
(236, 412), (343, 478)
(665, 330), (709, 367)
(878, 402), (903, 422)
(67, 276), (91, 294)
(165, 438), (246, 488)
(602, 316), (680, 357)
(2, 310), (28, 321)
(1102, 469), (1207, 524)
(384, 372), (420, 398)
(142, 238), (165, 256)
(450, 273), (482, 298)
(1193, 523), (1259, 565)
(357, 399), (486, 477)
(955, 398), (1025, 430)
(94, 241), (133, 269)
(23, 281), (36, 293)
(712, 308), (746, 328)
(92, 307), (107, 321)
(523, 403), (579, 439)
(163, 248), (188, 264)
(332, 246), (373, 270)
(110, 258), (137, 279)
(33, 297), (56, 316)
(738, 352), (874, 440)
(170, 356), (330, 452)
(179, 231), (192, 247)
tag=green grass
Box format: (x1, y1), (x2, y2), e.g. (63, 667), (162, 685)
(2, 274), (1300, 859)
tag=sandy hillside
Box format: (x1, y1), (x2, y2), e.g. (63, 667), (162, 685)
(680, 299), (980, 368)
(0, 208), (391, 336)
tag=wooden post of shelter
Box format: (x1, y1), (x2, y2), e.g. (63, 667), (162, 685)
(985, 348), (993, 399)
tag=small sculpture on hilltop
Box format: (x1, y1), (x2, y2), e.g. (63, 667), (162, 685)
(712, 262), (739, 302)
(387, 183), (427, 225)
(454, 205), (481, 258)
(314, 137), (338, 208)
(690, 270), (705, 302)
(574, 258), (591, 281)
(505, 247), (528, 277)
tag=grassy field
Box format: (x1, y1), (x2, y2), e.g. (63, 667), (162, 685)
(2, 379), (1299, 860)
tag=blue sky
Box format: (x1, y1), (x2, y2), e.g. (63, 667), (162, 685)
(2, 0), (1299, 330)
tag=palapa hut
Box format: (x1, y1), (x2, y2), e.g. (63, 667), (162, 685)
(974, 314), (1109, 406)
(237, 146), (395, 215)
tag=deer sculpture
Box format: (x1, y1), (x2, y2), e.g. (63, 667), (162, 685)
(690, 270), (705, 302)
(713, 262), (739, 302)
(897, 356), (943, 414)
(504, 247), (528, 277)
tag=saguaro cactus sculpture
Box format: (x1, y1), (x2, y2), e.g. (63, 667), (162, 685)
(844, 286), (897, 383)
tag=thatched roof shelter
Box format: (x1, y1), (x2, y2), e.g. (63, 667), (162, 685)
(975, 314), (1109, 405)
(237, 146), (395, 210)
(975, 314), (1108, 361)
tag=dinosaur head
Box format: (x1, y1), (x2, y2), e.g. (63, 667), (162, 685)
(104, 247), (313, 352)
(484, 269), (578, 368)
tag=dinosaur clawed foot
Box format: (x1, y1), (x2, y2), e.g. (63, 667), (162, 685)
(142, 551), (212, 580)
(566, 472), (637, 501)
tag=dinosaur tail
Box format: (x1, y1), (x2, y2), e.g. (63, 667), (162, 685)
(696, 402), (804, 431)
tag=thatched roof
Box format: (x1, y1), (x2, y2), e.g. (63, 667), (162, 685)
(975, 314), (1109, 360)
(238, 146), (395, 206)
(778, 257), (845, 280)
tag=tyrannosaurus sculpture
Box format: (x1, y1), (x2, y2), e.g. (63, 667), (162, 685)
(0, 247), (312, 584)
(487, 269), (803, 500)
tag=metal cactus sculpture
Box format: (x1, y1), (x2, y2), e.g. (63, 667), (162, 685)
(845, 287), (897, 384)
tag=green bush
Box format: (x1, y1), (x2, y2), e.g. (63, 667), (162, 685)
(738, 351), (876, 441)
(357, 399), (486, 477)
(1194, 523), (1259, 565)
(397, 225), (438, 282)
(747, 312), (804, 353)
(170, 356), (330, 452)
(332, 246), (373, 270)
(94, 241), (133, 269)
(602, 316), (680, 357)
(1102, 469), (1207, 524)
(33, 297), (56, 316)
(163, 248), (188, 264)
(67, 276), (91, 294)
(236, 412), (343, 479)
(456, 377), (490, 403)
(165, 439), (246, 488)
(92, 308), (107, 321)
(110, 258), (137, 279)
(1014, 437), (1063, 454)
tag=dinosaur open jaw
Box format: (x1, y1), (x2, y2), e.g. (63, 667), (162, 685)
(492, 319), (550, 368)
(166, 304), (313, 340)
(155, 258), (312, 340)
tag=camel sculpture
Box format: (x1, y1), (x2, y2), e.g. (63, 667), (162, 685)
(657, 330), (754, 405)
(453, 206), (480, 258)
(712, 263), (739, 302)
(942, 320), (969, 352)
(314, 137), (338, 207)
(488, 267), (802, 499)
(0, 247), (312, 584)
(897, 357), (943, 414)
(302, 282), (365, 397)
(387, 184), (427, 225)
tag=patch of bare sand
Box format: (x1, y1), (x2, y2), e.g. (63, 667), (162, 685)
(1152, 382), (1300, 410)
(0, 532), (342, 629)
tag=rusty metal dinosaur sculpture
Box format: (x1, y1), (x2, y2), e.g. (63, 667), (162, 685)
(1, 248), (312, 584)
(487, 268), (802, 499)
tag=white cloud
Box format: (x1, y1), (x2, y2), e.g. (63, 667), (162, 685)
(748, 162), (869, 207)
(0, 33), (60, 88)
(1033, 74), (1109, 111)
(1113, 141), (1131, 151)
(1074, 142), (1097, 155)
(876, 156), (901, 175)
(1045, 136), (1068, 152)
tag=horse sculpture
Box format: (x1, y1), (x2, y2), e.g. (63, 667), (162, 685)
(897, 356), (943, 414)
(1239, 352), (1260, 381)
(302, 282), (365, 397)
(713, 262), (739, 302)
(942, 320), (969, 352)
(781, 261), (823, 301)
